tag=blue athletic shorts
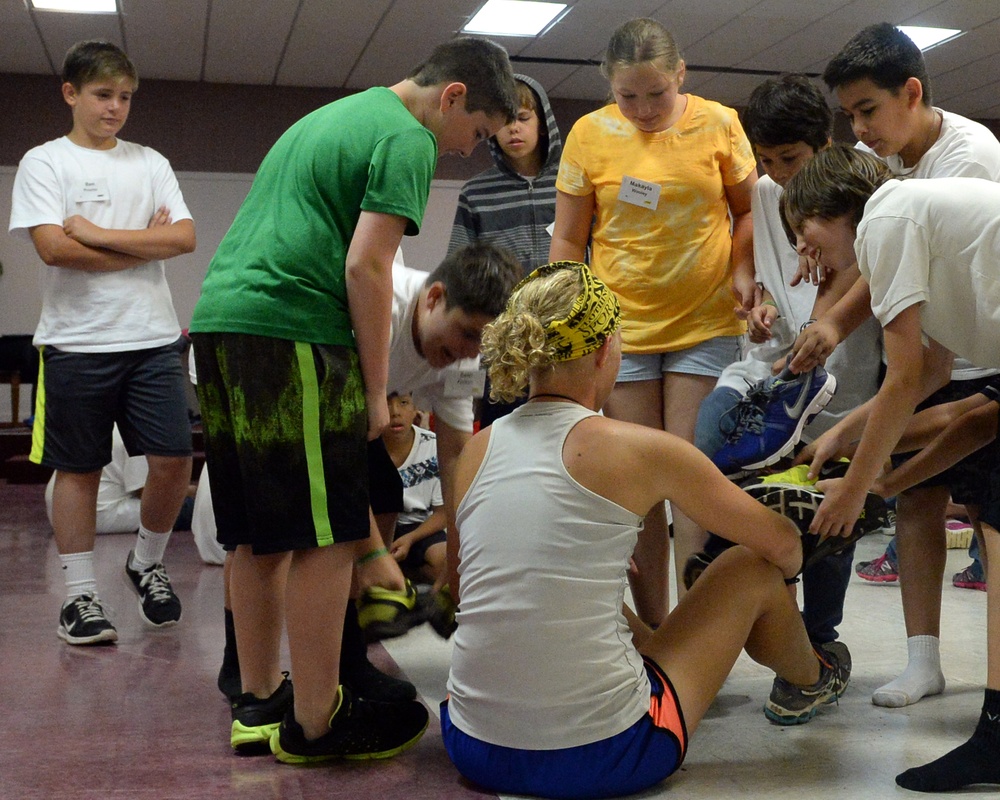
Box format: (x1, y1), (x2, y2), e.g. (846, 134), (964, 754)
(616, 335), (741, 382)
(440, 656), (687, 799)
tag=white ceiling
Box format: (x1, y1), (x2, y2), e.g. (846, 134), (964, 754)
(3, 0), (1000, 118)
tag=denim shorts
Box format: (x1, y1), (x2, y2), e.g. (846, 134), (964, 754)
(617, 336), (742, 383)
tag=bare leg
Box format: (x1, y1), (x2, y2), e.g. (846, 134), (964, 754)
(140, 455), (192, 532)
(373, 511), (397, 550)
(285, 543), (355, 739)
(873, 485), (948, 707)
(895, 522), (1000, 791)
(354, 509), (407, 594)
(604, 379), (669, 625)
(51, 469), (101, 554)
(639, 546), (819, 734)
(230, 546), (288, 699)
(662, 372), (717, 600)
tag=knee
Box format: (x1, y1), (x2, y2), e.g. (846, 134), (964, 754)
(146, 455), (192, 483)
(709, 545), (779, 590)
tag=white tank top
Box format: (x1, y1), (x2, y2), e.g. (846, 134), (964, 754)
(446, 401), (650, 749)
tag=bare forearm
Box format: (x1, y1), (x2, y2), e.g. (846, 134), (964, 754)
(817, 276), (873, 343)
(83, 219), (195, 260)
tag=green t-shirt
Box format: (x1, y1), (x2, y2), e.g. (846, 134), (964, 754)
(190, 87), (436, 345)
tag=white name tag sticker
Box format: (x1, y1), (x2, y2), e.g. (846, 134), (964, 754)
(618, 176), (660, 210)
(74, 178), (110, 204)
(445, 369), (486, 398)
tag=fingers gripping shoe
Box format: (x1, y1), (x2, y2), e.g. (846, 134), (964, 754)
(764, 641), (851, 725)
(231, 675), (294, 755)
(711, 366), (837, 475)
(270, 685), (429, 763)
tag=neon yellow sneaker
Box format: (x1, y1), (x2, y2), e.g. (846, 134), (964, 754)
(356, 580), (421, 642)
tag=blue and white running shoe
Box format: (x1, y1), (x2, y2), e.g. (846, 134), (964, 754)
(710, 365), (837, 475)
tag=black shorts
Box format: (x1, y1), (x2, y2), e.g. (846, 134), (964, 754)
(31, 338), (192, 471)
(394, 521), (446, 573)
(892, 376), (999, 505)
(192, 332), (369, 555)
(368, 439), (404, 515)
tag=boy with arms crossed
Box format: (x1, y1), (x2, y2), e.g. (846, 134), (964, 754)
(189, 39), (516, 763)
(9, 40), (196, 645)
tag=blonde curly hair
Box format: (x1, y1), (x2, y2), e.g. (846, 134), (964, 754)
(480, 268), (587, 403)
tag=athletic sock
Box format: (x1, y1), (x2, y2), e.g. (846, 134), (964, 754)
(896, 688), (1000, 791)
(131, 525), (171, 572)
(872, 635), (945, 707)
(217, 607), (241, 699)
(60, 551), (97, 599)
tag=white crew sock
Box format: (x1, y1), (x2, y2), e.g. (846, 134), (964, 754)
(130, 525), (171, 572)
(872, 634), (946, 708)
(60, 551), (97, 599)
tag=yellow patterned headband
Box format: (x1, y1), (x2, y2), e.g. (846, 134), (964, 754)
(515, 261), (621, 362)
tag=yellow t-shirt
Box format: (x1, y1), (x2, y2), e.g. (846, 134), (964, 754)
(557, 95), (756, 353)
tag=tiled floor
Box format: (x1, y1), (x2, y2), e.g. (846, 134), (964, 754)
(0, 480), (994, 799)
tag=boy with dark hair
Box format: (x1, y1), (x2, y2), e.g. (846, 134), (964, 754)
(786, 22), (1000, 713)
(189, 37), (517, 763)
(448, 73), (563, 425)
(782, 143), (1000, 792)
(689, 75), (880, 724)
(8, 40), (196, 645)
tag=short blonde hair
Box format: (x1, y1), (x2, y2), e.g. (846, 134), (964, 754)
(601, 18), (682, 80)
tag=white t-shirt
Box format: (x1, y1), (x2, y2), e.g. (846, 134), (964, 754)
(9, 136), (190, 352)
(857, 178), (1000, 370)
(396, 425), (443, 527)
(389, 259), (482, 433)
(715, 176), (881, 437)
(858, 109), (1000, 380)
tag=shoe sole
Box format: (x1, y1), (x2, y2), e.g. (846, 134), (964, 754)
(742, 373), (838, 471)
(856, 571), (898, 583)
(270, 716), (429, 764)
(232, 721), (282, 755)
(57, 625), (118, 645)
(123, 570), (182, 628)
(945, 527), (974, 549)
(953, 580), (986, 591)
(764, 667), (850, 726)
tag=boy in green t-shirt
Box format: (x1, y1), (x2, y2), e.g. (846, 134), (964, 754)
(189, 37), (516, 763)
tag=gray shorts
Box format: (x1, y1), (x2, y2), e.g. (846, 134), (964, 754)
(31, 337), (192, 471)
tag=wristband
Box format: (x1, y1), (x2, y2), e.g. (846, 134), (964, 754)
(784, 576), (801, 585)
(799, 319), (817, 333)
(356, 547), (388, 566)
(761, 299), (778, 308)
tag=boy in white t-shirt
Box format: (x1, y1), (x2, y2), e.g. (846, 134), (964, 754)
(790, 23), (1000, 715)
(8, 41), (196, 645)
(691, 75), (881, 723)
(783, 144), (1000, 793)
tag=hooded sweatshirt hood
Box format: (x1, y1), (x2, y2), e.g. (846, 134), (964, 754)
(486, 73), (562, 180)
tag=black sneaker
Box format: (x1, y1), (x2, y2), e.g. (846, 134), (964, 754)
(356, 581), (424, 642)
(125, 550), (182, 627)
(423, 586), (458, 640)
(270, 685), (429, 763)
(764, 641), (851, 725)
(742, 484), (884, 573)
(230, 675), (294, 755)
(341, 659), (417, 703)
(57, 594), (118, 645)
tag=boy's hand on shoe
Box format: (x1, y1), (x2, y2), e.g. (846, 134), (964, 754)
(785, 319), (838, 374)
(813, 480), (866, 539)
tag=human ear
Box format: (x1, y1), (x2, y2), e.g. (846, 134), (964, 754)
(904, 77), (924, 109)
(61, 82), (78, 107)
(425, 282), (447, 309)
(439, 82), (468, 112)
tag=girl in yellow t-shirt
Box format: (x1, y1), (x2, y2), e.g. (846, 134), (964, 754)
(551, 18), (758, 620)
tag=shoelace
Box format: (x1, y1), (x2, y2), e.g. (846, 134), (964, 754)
(721, 379), (777, 442)
(138, 565), (175, 603)
(73, 596), (108, 623)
